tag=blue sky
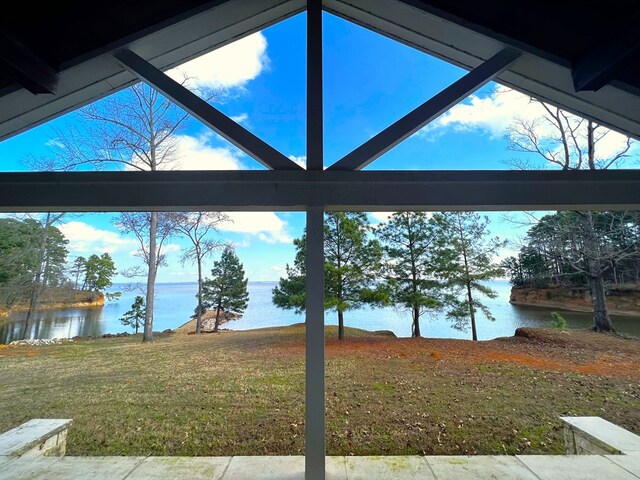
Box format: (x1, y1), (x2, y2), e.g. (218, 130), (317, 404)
(0, 12), (636, 283)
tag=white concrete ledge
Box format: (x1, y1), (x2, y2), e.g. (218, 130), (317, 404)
(561, 416), (640, 455)
(0, 419), (73, 458)
(2, 417), (639, 479)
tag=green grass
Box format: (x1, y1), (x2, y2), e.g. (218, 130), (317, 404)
(0, 325), (638, 457)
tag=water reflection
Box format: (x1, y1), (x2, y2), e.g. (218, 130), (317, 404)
(1, 308), (105, 344)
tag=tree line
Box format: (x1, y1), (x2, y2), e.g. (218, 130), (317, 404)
(502, 210), (640, 332)
(273, 211), (504, 341)
(0, 212), (249, 342)
(0, 217), (118, 338)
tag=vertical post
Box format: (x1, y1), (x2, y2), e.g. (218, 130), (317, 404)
(306, 1), (325, 478)
(307, 0), (323, 172)
(305, 207), (325, 480)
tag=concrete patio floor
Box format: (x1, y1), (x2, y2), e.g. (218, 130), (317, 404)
(1, 454), (639, 479)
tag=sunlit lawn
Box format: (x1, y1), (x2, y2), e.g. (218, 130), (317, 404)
(0, 325), (638, 456)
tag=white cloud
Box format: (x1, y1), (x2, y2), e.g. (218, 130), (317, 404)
(128, 243), (180, 260)
(163, 244), (181, 254)
(125, 132), (245, 171)
(288, 155), (306, 168)
(230, 113), (249, 125)
(494, 246), (519, 264)
(271, 265), (286, 274)
(44, 138), (64, 149)
(171, 134), (244, 170)
(220, 212), (292, 244)
(422, 86), (635, 160)
(59, 221), (138, 254)
(168, 33), (268, 90)
(369, 212), (395, 224)
(426, 87), (535, 138)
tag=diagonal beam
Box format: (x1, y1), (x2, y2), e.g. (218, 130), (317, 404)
(113, 49), (302, 171)
(0, 32), (59, 94)
(327, 48), (520, 171)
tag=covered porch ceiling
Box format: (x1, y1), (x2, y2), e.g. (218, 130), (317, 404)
(1, 0), (640, 142)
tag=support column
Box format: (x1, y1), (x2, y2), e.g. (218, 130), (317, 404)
(305, 207), (325, 480)
(306, 1), (325, 477)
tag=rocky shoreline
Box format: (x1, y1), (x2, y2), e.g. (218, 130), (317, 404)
(509, 284), (640, 316)
(176, 309), (241, 334)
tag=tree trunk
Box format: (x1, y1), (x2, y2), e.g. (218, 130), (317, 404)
(412, 306), (421, 337)
(467, 281), (478, 341)
(22, 213), (51, 340)
(143, 211), (158, 342)
(195, 257), (203, 334)
(583, 211), (615, 333)
(590, 275), (615, 332)
(213, 303), (222, 333)
(457, 218), (478, 341)
(338, 310), (344, 340)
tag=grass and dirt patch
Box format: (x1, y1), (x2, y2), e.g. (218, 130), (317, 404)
(0, 325), (638, 457)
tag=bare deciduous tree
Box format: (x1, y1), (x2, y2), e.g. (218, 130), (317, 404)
(173, 212), (229, 334)
(47, 83), (192, 342)
(115, 212), (177, 341)
(507, 100), (636, 332)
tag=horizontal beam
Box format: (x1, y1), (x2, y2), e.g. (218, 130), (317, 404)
(114, 49), (302, 171)
(1, 170), (640, 212)
(0, 33), (59, 94)
(327, 48), (520, 171)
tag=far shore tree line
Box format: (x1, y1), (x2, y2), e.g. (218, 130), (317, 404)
(503, 210), (640, 332)
(0, 217), (118, 339)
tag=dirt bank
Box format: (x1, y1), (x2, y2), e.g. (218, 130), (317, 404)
(0, 289), (104, 317)
(510, 284), (640, 316)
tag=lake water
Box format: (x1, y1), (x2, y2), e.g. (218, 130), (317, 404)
(2, 280), (639, 343)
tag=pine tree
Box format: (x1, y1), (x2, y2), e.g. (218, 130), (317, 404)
(202, 247), (249, 332)
(376, 212), (451, 337)
(439, 212), (505, 341)
(173, 212), (228, 335)
(83, 253), (117, 292)
(120, 296), (146, 334)
(273, 212), (385, 340)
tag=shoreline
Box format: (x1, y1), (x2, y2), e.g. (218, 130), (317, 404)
(510, 284), (640, 317)
(509, 299), (640, 317)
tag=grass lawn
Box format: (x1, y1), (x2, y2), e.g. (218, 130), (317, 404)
(0, 324), (638, 457)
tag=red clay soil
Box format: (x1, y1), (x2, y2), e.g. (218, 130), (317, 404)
(283, 328), (640, 380)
